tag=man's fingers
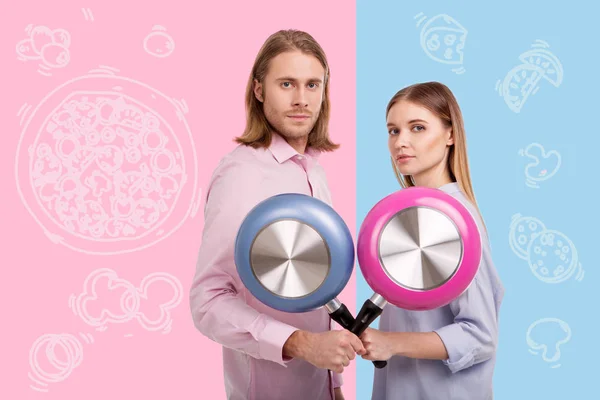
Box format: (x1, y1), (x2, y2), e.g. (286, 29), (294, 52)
(350, 334), (367, 355)
(337, 339), (356, 364)
(344, 346), (355, 361)
(348, 349), (356, 360)
(341, 341), (355, 360)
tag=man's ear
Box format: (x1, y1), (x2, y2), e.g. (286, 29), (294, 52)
(253, 79), (263, 102)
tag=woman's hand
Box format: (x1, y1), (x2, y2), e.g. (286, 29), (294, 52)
(360, 329), (450, 361)
(359, 328), (398, 361)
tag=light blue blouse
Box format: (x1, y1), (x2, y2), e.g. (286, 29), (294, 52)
(370, 182), (505, 400)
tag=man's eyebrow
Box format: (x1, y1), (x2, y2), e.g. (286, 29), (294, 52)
(275, 76), (323, 83)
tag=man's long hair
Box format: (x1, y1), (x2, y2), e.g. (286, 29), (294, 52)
(235, 29), (339, 152)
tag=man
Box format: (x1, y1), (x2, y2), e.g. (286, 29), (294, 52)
(189, 29), (364, 400)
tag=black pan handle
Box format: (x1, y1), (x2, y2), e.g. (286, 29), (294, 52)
(351, 299), (387, 368)
(329, 303), (355, 330)
(327, 302), (359, 373)
(329, 302), (385, 367)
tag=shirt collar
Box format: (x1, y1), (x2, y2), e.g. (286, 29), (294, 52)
(268, 131), (320, 164)
(437, 181), (460, 193)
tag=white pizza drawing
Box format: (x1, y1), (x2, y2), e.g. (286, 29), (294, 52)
(15, 66), (201, 255)
(496, 40), (563, 113)
(498, 63), (545, 113)
(518, 41), (563, 87)
(508, 213), (547, 260)
(526, 229), (582, 284)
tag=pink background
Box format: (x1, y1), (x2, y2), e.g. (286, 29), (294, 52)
(1, 1), (357, 399)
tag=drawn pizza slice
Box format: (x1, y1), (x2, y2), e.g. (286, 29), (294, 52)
(500, 63), (546, 113)
(518, 48), (563, 87)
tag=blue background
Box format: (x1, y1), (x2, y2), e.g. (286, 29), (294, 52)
(356, 0), (598, 398)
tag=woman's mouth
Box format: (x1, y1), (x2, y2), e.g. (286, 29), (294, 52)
(396, 155), (415, 163)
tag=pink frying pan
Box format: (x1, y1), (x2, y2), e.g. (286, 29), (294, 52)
(351, 186), (482, 368)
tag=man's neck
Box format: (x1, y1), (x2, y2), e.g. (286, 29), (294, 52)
(281, 135), (308, 154)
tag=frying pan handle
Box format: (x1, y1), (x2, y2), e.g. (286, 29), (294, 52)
(351, 299), (388, 369)
(329, 303), (355, 331)
(351, 299), (384, 336)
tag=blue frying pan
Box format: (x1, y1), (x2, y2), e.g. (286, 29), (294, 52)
(234, 193), (355, 330)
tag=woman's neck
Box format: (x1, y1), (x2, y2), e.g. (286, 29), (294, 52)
(412, 170), (453, 189)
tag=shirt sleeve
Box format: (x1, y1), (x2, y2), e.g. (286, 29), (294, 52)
(433, 268), (501, 374)
(332, 371), (343, 388)
(328, 318), (344, 388)
(322, 171), (344, 388)
(189, 156), (299, 366)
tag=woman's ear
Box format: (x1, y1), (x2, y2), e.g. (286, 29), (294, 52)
(253, 79), (264, 102)
(446, 128), (454, 146)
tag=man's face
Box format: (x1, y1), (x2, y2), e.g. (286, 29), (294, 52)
(254, 51), (325, 147)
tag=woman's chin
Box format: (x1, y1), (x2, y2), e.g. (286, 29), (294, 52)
(396, 166), (418, 176)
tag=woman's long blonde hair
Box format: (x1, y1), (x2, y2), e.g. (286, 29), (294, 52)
(234, 29), (339, 152)
(386, 81), (487, 232)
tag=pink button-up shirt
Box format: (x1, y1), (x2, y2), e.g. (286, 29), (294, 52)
(190, 132), (343, 400)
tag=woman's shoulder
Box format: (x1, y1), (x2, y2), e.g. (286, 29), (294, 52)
(438, 182), (493, 256)
(438, 183), (485, 228)
(439, 184), (504, 294)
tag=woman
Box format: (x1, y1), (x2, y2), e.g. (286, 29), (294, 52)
(360, 82), (505, 399)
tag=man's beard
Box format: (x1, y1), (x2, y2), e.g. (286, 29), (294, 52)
(262, 100), (318, 140)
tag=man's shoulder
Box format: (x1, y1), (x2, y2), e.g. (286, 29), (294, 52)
(210, 143), (265, 182)
(224, 142), (267, 163)
(203, 144), (270, 213)
(311, 159), (327, 173)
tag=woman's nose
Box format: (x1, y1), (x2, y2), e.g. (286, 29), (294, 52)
(393, 133), (409, 148)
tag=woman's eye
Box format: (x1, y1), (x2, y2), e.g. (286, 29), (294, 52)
(282, 82), (291, 88)
(412, 125), (425, 132)
(388, 128), (399, 135)
(308, 83), (319, 89)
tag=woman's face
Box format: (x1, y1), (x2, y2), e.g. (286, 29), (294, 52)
(386, 100), (454, 186)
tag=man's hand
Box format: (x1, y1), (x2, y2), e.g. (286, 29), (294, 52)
(359, 328), (397, 361)
(283, 330), (366, 373)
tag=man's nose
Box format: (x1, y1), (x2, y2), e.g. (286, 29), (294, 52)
(293, 87), (308, 107)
